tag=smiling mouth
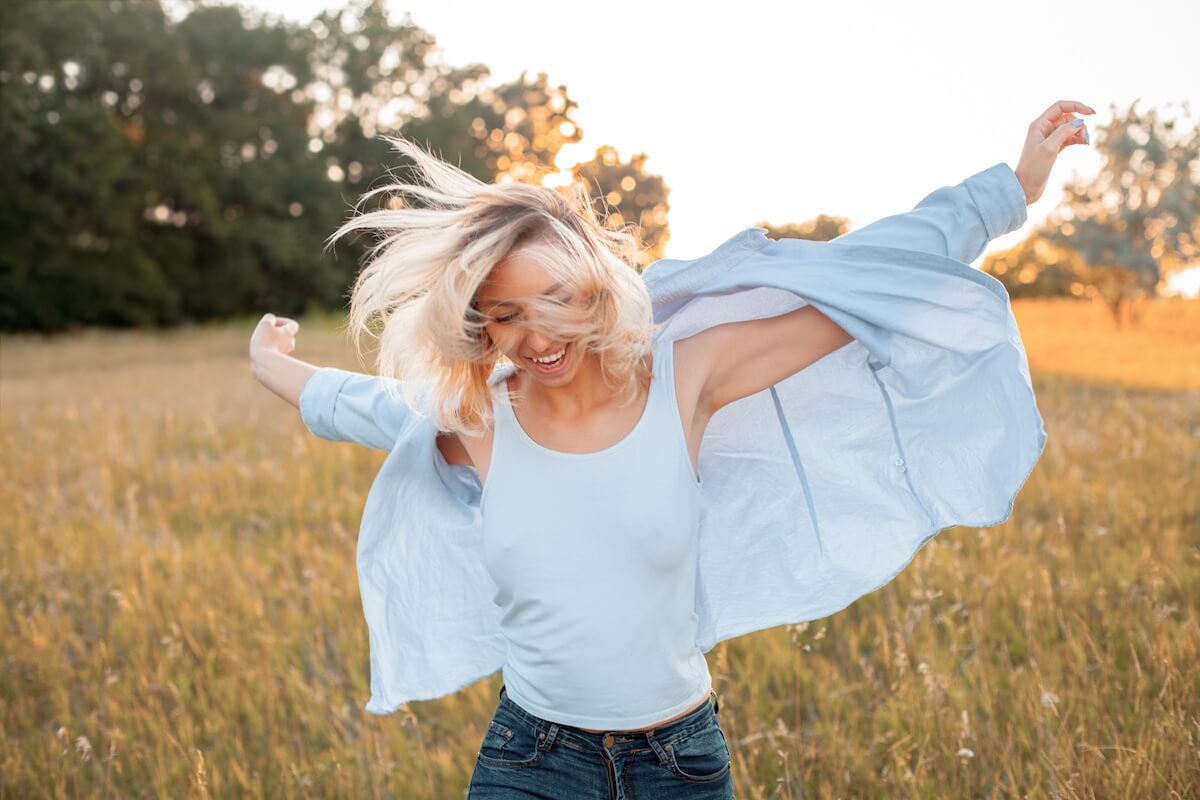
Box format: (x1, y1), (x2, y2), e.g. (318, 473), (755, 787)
(528, 343), (570, 373)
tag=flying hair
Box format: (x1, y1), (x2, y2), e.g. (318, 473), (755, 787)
(324, 133), (656, 438)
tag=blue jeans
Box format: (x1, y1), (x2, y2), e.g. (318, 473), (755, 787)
(467, 685), (735, 799)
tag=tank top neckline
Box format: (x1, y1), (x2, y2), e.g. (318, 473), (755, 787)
(494, 341), (664, 460)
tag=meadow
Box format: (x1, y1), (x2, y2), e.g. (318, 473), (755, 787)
(1, 297), (1197, 798)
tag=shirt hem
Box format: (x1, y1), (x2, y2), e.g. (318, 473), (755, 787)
(505, 673), (714, 731)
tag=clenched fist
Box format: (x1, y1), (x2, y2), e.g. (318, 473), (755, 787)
(250, 312), (300, 361)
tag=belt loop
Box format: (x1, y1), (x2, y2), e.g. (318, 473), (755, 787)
(538, 723), (560, 752)
(644, 728), (672, 765)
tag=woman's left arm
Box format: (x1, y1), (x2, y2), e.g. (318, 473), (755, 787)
(688, 102), (1095, 417)
(828, 100), (1094, 264)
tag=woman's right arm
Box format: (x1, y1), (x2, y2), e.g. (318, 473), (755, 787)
(249, 313), (314, 409)
(249, 313), (408, 452)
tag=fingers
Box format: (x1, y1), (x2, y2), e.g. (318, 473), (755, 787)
(1049, 115), (1088, 150)
(259, 313), (300, 338)
(1037, 100), (1095, 126)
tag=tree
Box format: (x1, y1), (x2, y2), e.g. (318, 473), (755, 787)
(570, 145), (671, 270)
(757, 214), (850, 243)
(0, 0), (343, 328)
(263, 0), (588, 272)
(990, 100), (1199, 327)
(289, 0), (583, 191)
(0, 0), (602, 331)
(981, 234), (1089, 300)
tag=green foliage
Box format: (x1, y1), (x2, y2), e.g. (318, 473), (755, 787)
(0, 0), (609, 332)
(985, 100), (1199, 327)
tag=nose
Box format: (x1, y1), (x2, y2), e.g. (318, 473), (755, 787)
(525, 328), (554, 352)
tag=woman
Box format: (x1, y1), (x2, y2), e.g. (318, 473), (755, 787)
(250, 101), (1092, 798)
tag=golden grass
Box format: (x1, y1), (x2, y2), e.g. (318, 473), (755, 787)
(1013, 295), (1200, 391)
(1, 298), (1197, 798)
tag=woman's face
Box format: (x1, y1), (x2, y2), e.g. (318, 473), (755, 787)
(474, 249), (582, 385)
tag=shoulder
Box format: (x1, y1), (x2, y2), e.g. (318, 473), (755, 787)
(436, 362), (510, 471)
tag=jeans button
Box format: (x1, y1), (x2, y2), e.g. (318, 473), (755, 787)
(603, 733), (615, 748)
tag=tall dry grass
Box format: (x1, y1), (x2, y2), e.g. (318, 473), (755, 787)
(1, 298), (1197, 798)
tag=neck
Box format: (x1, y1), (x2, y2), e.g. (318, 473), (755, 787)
(514, 349), (637, 419)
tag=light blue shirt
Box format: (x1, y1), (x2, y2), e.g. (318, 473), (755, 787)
(299, 162), (1045, 715)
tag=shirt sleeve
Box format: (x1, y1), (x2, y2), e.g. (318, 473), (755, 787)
(828, 162), (1029, 264)
(298, 367), (410, 452)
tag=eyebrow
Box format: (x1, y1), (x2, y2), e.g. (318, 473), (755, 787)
(479, 281), (565, 312)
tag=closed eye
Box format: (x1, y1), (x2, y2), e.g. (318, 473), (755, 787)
(490, 294), (570, 324)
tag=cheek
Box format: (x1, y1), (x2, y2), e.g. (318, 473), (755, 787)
(485, 325), (520, 355)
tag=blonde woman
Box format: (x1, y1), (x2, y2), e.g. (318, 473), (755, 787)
(249, 101), (1091, 798)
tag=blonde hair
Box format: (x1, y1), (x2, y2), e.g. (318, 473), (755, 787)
(325, 134), (656, 437)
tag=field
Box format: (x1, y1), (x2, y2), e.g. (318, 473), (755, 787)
(1, 297), (1197, 798)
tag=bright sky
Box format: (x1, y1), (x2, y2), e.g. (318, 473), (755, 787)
(230, 0), (1197, 279)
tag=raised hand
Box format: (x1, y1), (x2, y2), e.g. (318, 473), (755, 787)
(1014, 100), (1095, 206)
(248, 313), (316, 410)
(250, 312), (300, 360)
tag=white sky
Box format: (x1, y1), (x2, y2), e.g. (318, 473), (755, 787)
(230, 0), (1197, 277)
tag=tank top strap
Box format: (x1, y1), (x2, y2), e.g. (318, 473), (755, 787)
(645, 335), (675, 420)
(650, 335), (701, 486)
(488, 367), (522, 452)
(652, 333), (673, 384)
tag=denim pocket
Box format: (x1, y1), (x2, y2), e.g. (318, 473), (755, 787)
(664, 722), (732, 783)
(475, 716), (546, 769)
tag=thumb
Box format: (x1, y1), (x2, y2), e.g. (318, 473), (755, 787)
(1052, 118), (1086, 149)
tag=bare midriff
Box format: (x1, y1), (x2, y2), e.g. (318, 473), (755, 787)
(572, 690), (711, 734)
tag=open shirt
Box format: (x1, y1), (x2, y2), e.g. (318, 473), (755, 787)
(298, 162), (1046, 714)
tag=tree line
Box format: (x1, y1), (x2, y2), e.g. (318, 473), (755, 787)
(0, 0), (1193, 332)
(0, 0), (669, 331)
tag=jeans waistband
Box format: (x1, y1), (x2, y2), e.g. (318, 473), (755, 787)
(496, 684), (720, 744)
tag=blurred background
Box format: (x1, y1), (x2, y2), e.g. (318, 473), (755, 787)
(1, 0), (1197, 797)
(2, 0), (1198, 331)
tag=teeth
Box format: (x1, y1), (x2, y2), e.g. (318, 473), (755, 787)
(533, 348), (565, 365)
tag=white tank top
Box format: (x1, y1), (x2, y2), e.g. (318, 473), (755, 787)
(479, 336), (711, 730)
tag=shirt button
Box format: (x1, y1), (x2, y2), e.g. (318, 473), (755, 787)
(898, 465), (906, 472)
(894, 458), (904, 466)
(603, 733), (615, 748)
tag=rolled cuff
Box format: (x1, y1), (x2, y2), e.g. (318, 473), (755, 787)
(298, 367), (356, 441)
(965, 162), (1028, 240)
